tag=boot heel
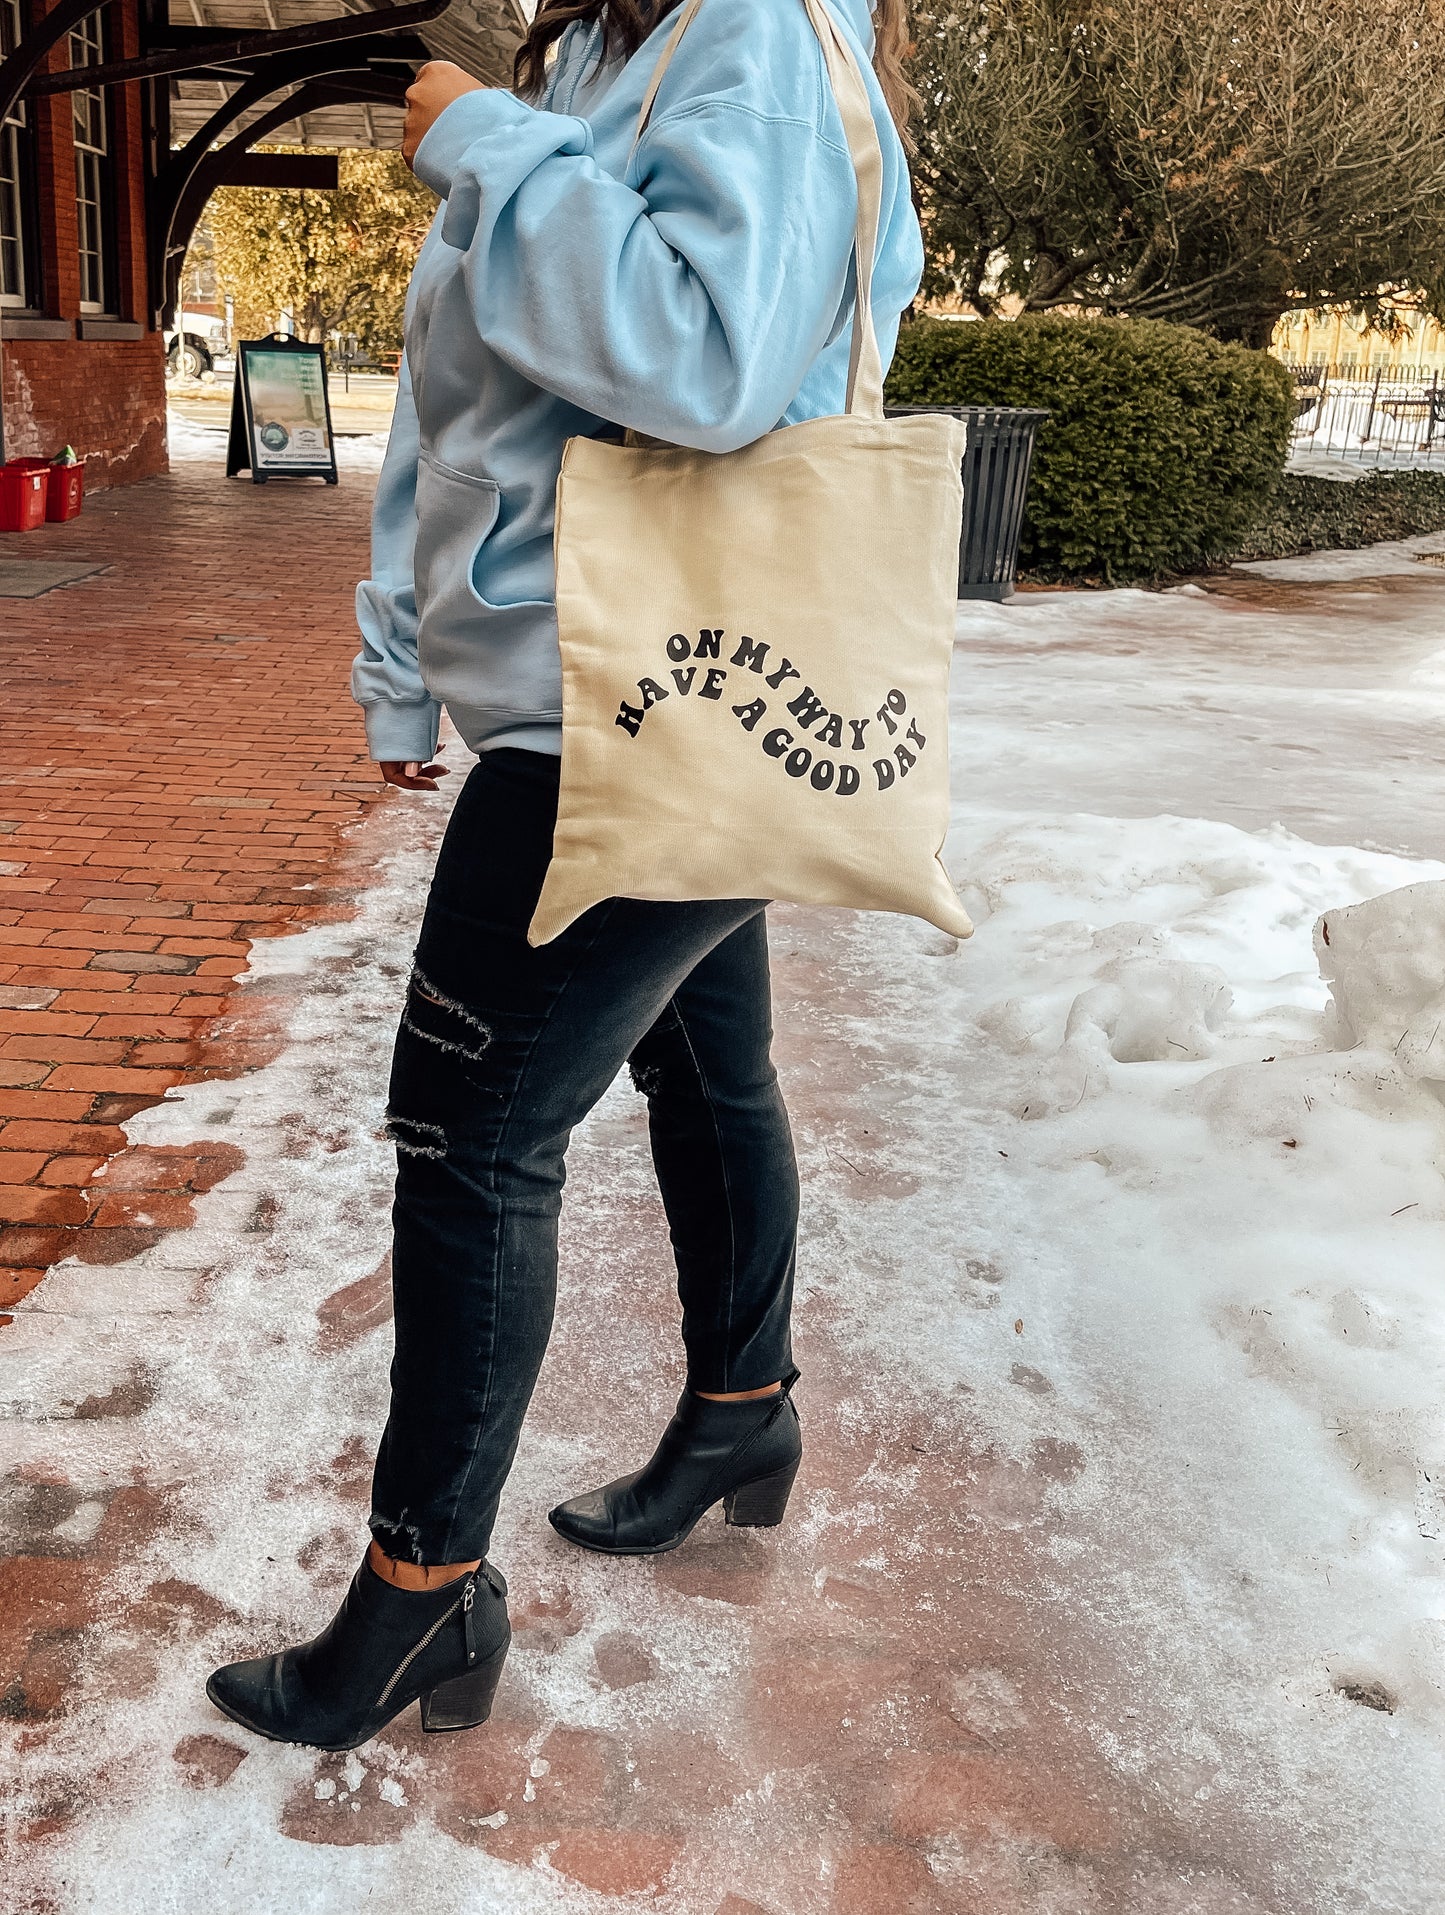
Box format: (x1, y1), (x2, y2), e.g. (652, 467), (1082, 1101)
(420, 1641), (508, 1733)
(724, 1461), (800, 1528)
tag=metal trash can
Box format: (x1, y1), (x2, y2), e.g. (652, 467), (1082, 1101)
(887, 405), (1049, 601)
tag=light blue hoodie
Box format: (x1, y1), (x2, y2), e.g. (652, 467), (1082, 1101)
(351, 0), (924, 763)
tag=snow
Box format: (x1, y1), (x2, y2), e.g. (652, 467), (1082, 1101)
(5, 752), (610, 1913)
(1287, 384), (1445, 477)
(1285, 450), (1372, 482)
(165, 408), (392, 473)
(8, 575), (1445, 1909)
(1317, 882), (1445, 1082)
(946, 589), (1445, 1825)
(164, 410), (230, 463)
(947, 578), (1445, 859)
(1234, 530), (1445, 582)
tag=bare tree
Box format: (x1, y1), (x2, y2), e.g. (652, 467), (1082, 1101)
(911, 0), (1445, 344)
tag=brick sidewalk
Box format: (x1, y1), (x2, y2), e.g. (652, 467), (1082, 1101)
(0, 459), (389, 1317)
(4, 469), (1389, 1913)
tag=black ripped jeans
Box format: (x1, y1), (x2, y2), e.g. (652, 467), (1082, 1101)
(369, 750), (799, 1565)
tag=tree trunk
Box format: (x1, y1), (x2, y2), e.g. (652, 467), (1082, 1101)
(1215, 305), (1289, 351)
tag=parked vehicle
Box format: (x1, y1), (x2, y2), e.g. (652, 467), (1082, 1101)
(164, 309), (229, 380)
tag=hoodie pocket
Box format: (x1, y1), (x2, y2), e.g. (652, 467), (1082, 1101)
(414, 453), (501, 636)
(413, 452), (561, 717)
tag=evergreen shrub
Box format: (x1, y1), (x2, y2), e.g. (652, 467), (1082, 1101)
(885, 315), (1295, 582)
(1233, 471), (1445, 560)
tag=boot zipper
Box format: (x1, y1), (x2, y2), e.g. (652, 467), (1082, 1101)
(375, 1573), (476, 1708)
(463, 1576), (477, 1665)
(698, 1396), (794, 1512)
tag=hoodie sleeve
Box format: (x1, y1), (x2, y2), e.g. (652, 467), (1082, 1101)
(411, 85), (858, 455)
(350, 353), (442, 763)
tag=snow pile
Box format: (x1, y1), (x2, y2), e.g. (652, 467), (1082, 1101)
(1317, 880), (1445, 1089)
(1067, 953), (1232, 1062)
(917, 811), (1445, 1773)
(164, 409), (229, 462)
(1020, 950), (1233, 1114)
(1234, 529), (1445, 581)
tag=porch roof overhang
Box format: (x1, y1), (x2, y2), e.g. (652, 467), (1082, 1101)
(1, 0), (524, 152)
(0, 0), (528, 325)
(160, 0), (526, 151)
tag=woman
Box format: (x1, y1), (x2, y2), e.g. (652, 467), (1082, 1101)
(207, 0), (923, 1751)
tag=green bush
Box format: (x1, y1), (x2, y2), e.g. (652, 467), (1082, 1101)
(1233, 470), (1445, 561)
(885, 315), (1295, 583)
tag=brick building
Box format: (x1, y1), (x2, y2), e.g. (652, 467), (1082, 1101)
(0, 0), (521, 489)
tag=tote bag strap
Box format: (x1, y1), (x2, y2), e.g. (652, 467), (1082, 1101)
(633, 0), (888, 421)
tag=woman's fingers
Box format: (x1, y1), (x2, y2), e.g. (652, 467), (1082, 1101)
(378, 760), (451, 791)
(402, 61), (487, 168)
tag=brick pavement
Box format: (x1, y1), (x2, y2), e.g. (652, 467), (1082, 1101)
(0, 459), (388, 1319)
(1, 464), (1388, 1913)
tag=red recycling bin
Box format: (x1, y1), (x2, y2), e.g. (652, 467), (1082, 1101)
(11, 455), (83, 523)
(0, 461), (48, 532)
(45, 461), (84, 521)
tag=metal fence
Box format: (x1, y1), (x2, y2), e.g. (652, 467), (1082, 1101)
(1287, 365), (1445, 472)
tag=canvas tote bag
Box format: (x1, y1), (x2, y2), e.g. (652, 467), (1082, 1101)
(528, 0), (972, 946)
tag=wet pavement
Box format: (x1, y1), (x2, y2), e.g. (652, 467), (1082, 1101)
(0, 455), (390, 1307)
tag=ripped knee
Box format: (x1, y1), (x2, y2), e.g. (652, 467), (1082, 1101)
(384, 1111), (448, 1160)
(401, 964), (493, 1066)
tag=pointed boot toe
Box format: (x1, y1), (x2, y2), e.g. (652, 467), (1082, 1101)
(551, 1372), (803, 1557)
(548, 1474), (640, 1550)
(205, 1556), (511, 1751)
(205, 1651), (292, 1739)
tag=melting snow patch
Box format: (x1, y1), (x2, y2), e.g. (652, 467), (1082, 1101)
(1233, 530), (1445, 581)
(789, 792), (1445, 1903)
(6, 581), (1445, 1907)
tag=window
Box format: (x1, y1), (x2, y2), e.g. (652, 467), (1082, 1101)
(1, 0), (38, 309)
(70, 12), (116, 313)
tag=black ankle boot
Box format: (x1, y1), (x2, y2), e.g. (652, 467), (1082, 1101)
(206, 1555), (510, 1751)
(548, 1371), (802, 1556)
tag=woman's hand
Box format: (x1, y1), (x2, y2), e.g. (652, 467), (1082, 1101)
(378, 760), (451, 791)
(403, 61), (488, 168)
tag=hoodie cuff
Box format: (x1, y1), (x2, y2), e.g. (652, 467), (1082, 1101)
(413, 87), (593, 208)
(363, 699), (442, 765)
(415, 89), (565, 194)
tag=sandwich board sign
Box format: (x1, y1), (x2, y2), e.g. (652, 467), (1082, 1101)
(227, 333), (339, 484)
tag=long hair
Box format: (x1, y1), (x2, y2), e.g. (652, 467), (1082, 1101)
(513, 0), (921, 154)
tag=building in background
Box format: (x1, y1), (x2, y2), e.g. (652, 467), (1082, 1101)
(1273, 304), (1445, 383)
(0, 0), (521, 488)
(2, 0), (163, 485)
